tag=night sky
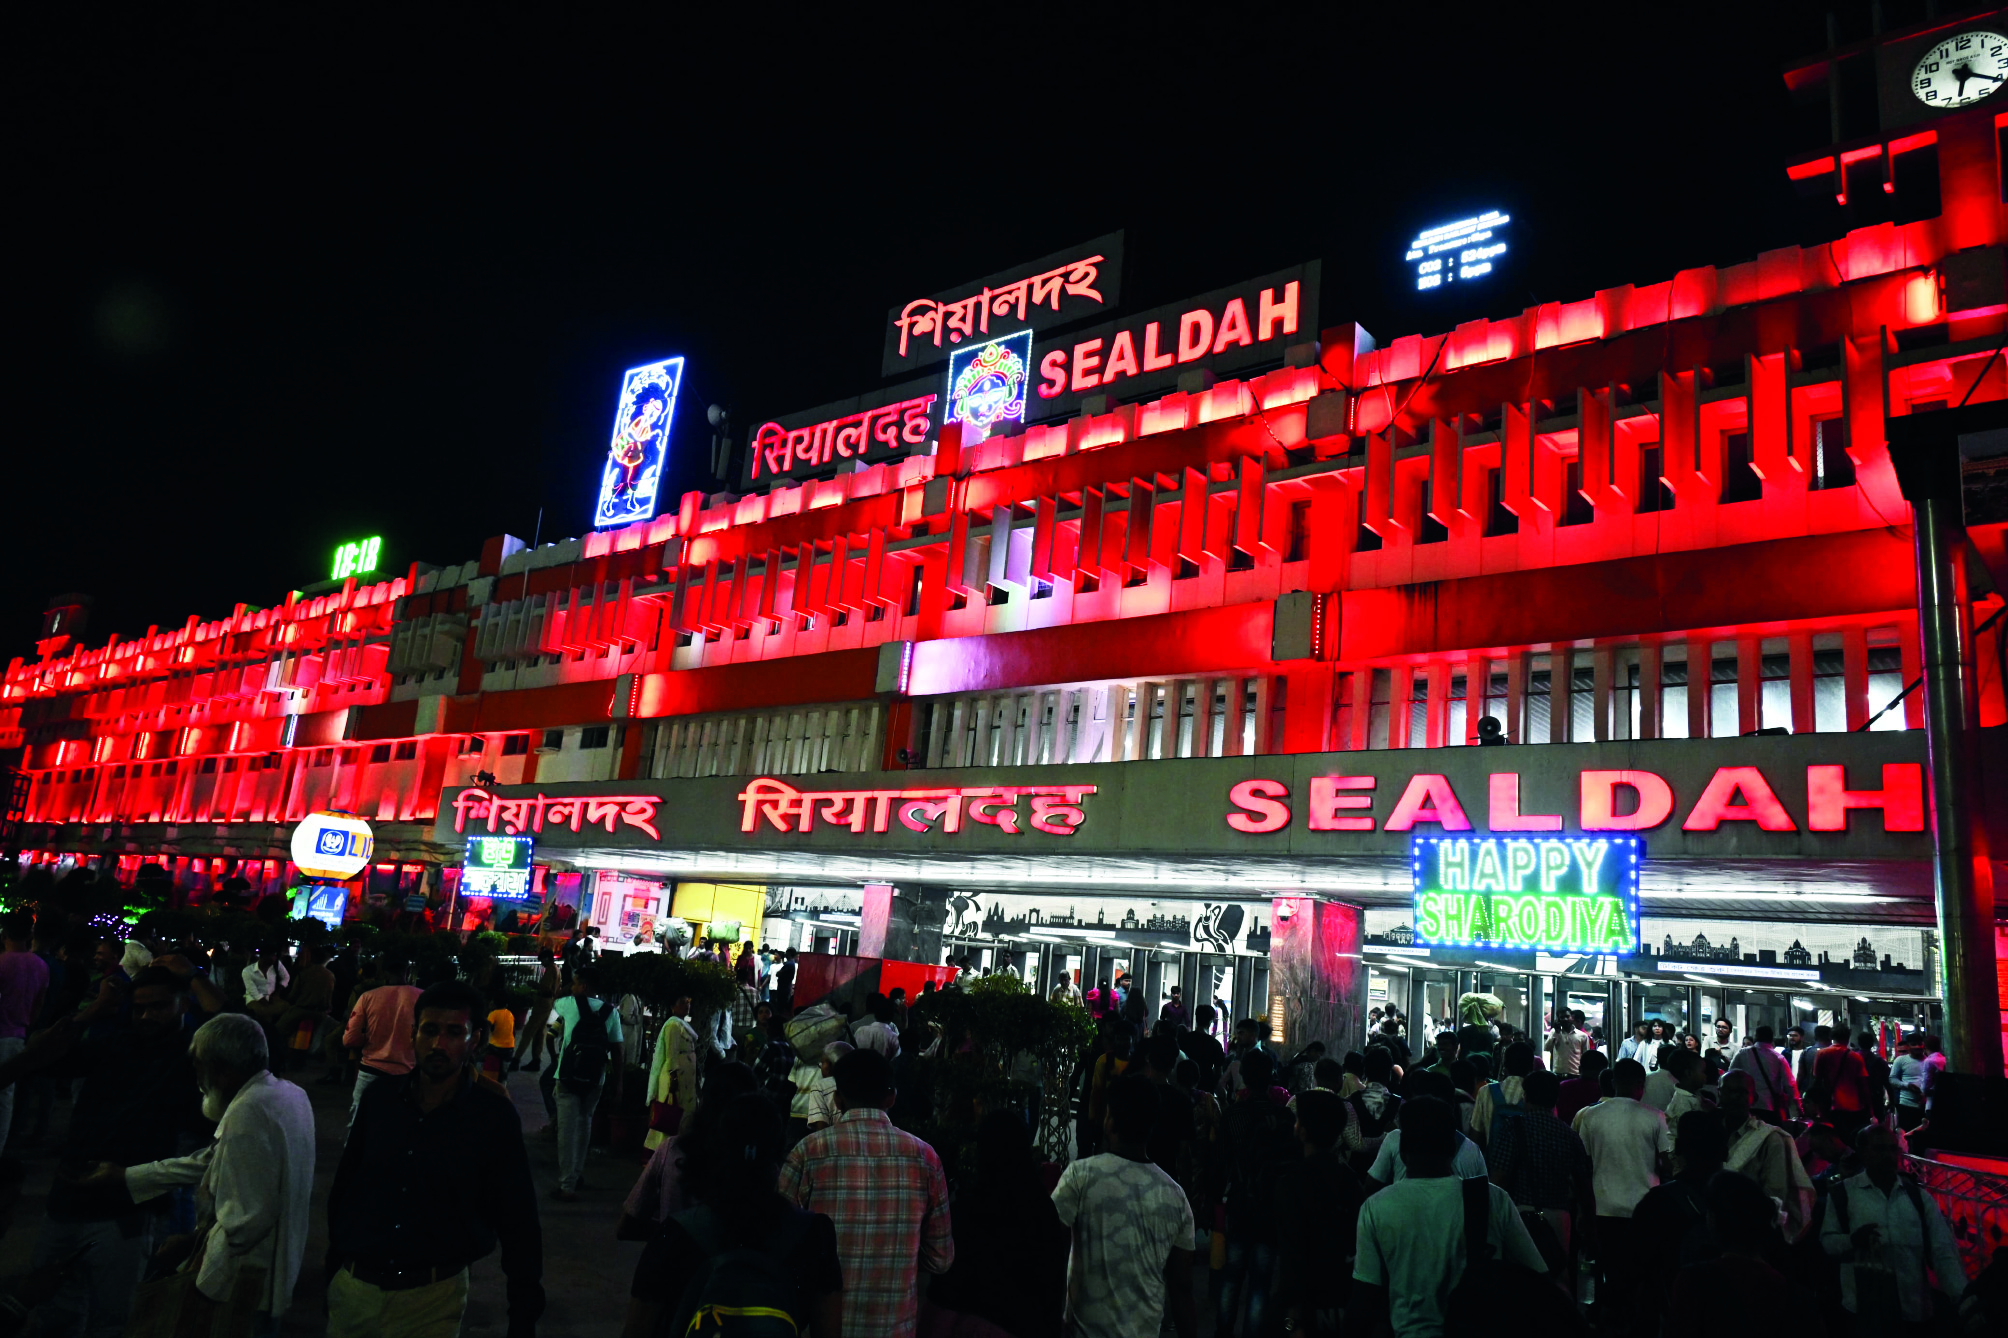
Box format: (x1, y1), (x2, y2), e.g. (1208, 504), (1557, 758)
(13, 5), (1843, 658)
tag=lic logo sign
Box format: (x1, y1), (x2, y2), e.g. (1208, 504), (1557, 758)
(291, 811), (376, 881)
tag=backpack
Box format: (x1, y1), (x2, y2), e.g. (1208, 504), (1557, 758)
(1444, 1177), (1583, 1338)
(1486, 1080), (1528, 1149)
(561, 999), (613, 1093)
(667, 1205), (811, 1338)
(1345, 1090), (1403, 1175)
(1348, 1090), (1403, 1140)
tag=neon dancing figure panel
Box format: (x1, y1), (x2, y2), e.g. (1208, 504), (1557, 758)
(595, 357), (684, 529)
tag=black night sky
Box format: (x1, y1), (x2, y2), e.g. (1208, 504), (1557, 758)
(13, 4), (1853, 657)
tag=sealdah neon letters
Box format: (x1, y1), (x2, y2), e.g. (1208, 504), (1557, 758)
(1222, 764), (1924, 835)
(1411, 835), (1642, 954)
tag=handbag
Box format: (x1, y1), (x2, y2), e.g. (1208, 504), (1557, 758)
(648, 1100), (683, 1135)
(124, 1234), (269, 1338)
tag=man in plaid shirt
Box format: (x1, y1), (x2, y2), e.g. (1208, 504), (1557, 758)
(781, 1049), (953, 1338)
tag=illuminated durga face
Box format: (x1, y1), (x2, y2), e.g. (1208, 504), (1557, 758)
(951, 342), (1028, 431)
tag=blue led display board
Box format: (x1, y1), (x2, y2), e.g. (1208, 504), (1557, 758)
(1405, 211), (1510, 292)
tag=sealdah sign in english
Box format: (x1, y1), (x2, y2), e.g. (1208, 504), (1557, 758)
(1223, 764), (1924, 835)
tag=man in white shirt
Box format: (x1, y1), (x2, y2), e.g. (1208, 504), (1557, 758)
(241, 942), (291, 1025)
(1543, 1014), (1588, 1077)
(1819, 1124), (1967, 1323)
(1363, 1124), (1488, 1190)
(1615, 1021), (1651, 1064)
(851, 994), (900, 1059)
(114, 1014), (316, 1332)
(1572, 1059), (1670, 1329)
(1051, 1075), (1196, 1338)
(1353, 1096), (1545, 1338)
(805, 1041), (852, 1132)
(1728, 1024), (1802, 1121)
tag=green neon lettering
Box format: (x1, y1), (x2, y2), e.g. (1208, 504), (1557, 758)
(1602, 897), (1634, 952)
(1505, 839), (1538, 891)
(1471, 840), (1506, 892)
(1539, 842), (1570, 892)
(1569, 896), (1593, 946)
(1468, 894), (1495, 941)
(1540, 896), (1567, 943)
(1417, 893), (1444, 940)
(1512, 896), (1540, 942)
(1438, 841), (1471, 891)
(1437, 891), (1465, 940)
(1569, 839), (1609, 892)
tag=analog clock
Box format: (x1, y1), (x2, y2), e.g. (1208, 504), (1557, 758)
(1911, 29), (2008, 109)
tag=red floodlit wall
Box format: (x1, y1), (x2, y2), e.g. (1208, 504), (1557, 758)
(6, 93), (2004, 840)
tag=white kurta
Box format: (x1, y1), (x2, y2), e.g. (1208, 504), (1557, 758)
(126, 1071), (317, 1317)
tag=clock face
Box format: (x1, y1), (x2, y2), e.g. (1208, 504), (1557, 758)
(1911, 29), (2008, 109)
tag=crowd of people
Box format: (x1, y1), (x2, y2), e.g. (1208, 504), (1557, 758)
(0, 866), (1998, 1338)
(1042, 998), (1999, 1338)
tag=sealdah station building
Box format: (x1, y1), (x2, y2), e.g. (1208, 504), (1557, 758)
(6, 12), (2008, 1064)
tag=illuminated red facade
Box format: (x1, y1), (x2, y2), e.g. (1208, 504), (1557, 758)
(4, 14), (2006, 1037)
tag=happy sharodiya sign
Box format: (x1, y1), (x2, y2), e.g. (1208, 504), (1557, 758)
(1411, 835), (1642, 955)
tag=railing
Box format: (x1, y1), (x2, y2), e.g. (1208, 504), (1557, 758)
(1905, 1154), (2008, 1278)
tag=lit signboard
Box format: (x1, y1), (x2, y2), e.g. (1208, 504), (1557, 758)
(882, 232), (1123, 375)
(945, 331), (1033, 435)
(331, 537), (382, 582)
(1405, 211), (1510, 291)
(595, 357), (684, 529)
(744, 380), (940, 487)
(290, 811), (374, 881)
(461, 834), (535, 900)
(1410, 835), (1639, 954)
(1030, 263), (1319, 422)
(291, 883), (349, 930)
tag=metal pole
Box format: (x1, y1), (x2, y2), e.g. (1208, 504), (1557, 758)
(1911, 495), (2001, 1077)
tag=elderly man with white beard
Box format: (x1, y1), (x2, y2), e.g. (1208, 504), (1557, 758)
(97, 1013), (316, 1337)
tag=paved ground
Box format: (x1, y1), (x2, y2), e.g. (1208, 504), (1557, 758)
(0, 1057), (649, 1338)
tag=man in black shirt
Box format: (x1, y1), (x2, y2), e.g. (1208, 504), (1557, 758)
(1275, 1089), (1364, 1335)
(0, 964), (205, 1338)
(1142, 1033), (1197, 1195)
(775, 948), (798, 1016)
(327, 980), (542, 1338)
(1178, 1004), (1226, 1091)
